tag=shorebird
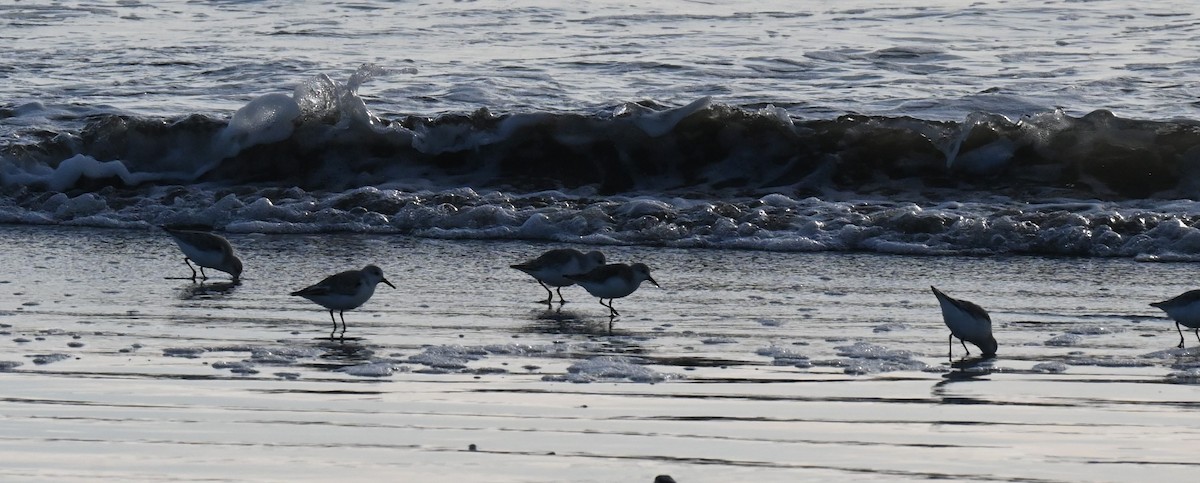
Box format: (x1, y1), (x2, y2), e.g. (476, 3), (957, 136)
(931, 286), (997, 359)
(291, 265), (395, 338)
(566, 263), (659, 317)
(1150, 289), (1200, 349)
(163, 227), (243, 282)
(511, 248), (606, 304)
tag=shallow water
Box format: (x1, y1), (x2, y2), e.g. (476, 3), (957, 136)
(1, 225), (1198, 482)
(4, 0), (1198, 120)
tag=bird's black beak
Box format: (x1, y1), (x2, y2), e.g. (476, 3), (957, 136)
(383, 278), (396, 289)
(648, 276), (660, 288)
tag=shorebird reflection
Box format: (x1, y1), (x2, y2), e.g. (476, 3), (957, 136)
(178, 280), (239, 300)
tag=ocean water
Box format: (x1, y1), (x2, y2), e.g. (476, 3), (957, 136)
(3, 1), (1200, 481)
(4, 1), (1200, 259)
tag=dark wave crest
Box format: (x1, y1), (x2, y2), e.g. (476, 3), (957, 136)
(4, 67), (1200, 200)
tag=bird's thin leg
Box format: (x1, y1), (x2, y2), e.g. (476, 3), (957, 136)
(960, 339), (971, 355)
(555, 287), (566, 304)
(537, 281), (553, 305)
(198, 266), (209, 280)
(607, 299), (620, 317)
(326, 310), (337, 339)
(183, 258), (198, 281)
(1177, 322), (1186, 349)
(338, 311), (348, 337)
(1194, 328), (1200, 346)
(947, 334), (953, 360)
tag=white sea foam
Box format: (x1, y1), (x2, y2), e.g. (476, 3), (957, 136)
(1165, 368), (1200, 384)
(249, 346), (324, 364)
(1065, 326), (1126, 335)
(212, 361), (258, 374)
(755, 346), (811, 367)
(407, 345), (486, 370)
(819, 342), (928, 375)
(1064, 357), (1154, 368)
(544, 356), (680, 383)
(29, 353), (72, 365)
(341, 362), (404, 378)
(1031, 362), (1069, 373)
(1044, 334), (1084, 346)
(1142, 347), (1200, 359)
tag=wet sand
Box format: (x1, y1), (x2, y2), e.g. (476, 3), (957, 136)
(1, 225), (1198, 482)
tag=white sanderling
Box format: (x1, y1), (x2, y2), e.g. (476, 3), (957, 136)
(566, 262), (659, 317)
(931, 286), (997, 359)
(163, 226), (243, 282)
(1150, 289), (1200, 348)
(290, 265), (395, 338)
(510, 248), (606, 304)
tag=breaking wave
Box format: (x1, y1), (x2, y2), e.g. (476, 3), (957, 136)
(5, 65), (1200, 260)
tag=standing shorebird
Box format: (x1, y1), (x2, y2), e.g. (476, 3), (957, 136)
(510, 248), (606, 304)
(1150, 290), (1200, 349)
(163, 227), (243, 282)
(931, 286), (997, 359)
(290, 265), (395, 339)
(566, 262), (659, 317)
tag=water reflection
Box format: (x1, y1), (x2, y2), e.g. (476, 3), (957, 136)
(932, 357), (997, 403)
(299, 339), (378, 373)
(177, 280), (239, 299)
(519, 306), (625, 335)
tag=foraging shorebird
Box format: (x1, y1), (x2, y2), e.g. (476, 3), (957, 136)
(510, 248), (606, 304)
(931, 286), (997, 359)
(163, 226), (243, 282)
(566, 263), (660, 317)
(291, 265), (395, 339)
(1150, 289), (1200, 349)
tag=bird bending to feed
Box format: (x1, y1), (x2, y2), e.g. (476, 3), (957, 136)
(566, 263), (659, 317)
(163, 226), (243, 282)
(510, 248), (606, 304)
(290, 265), (395, 339)
(931, 286), (997, 359)
(1149, 289), (1200, 349)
